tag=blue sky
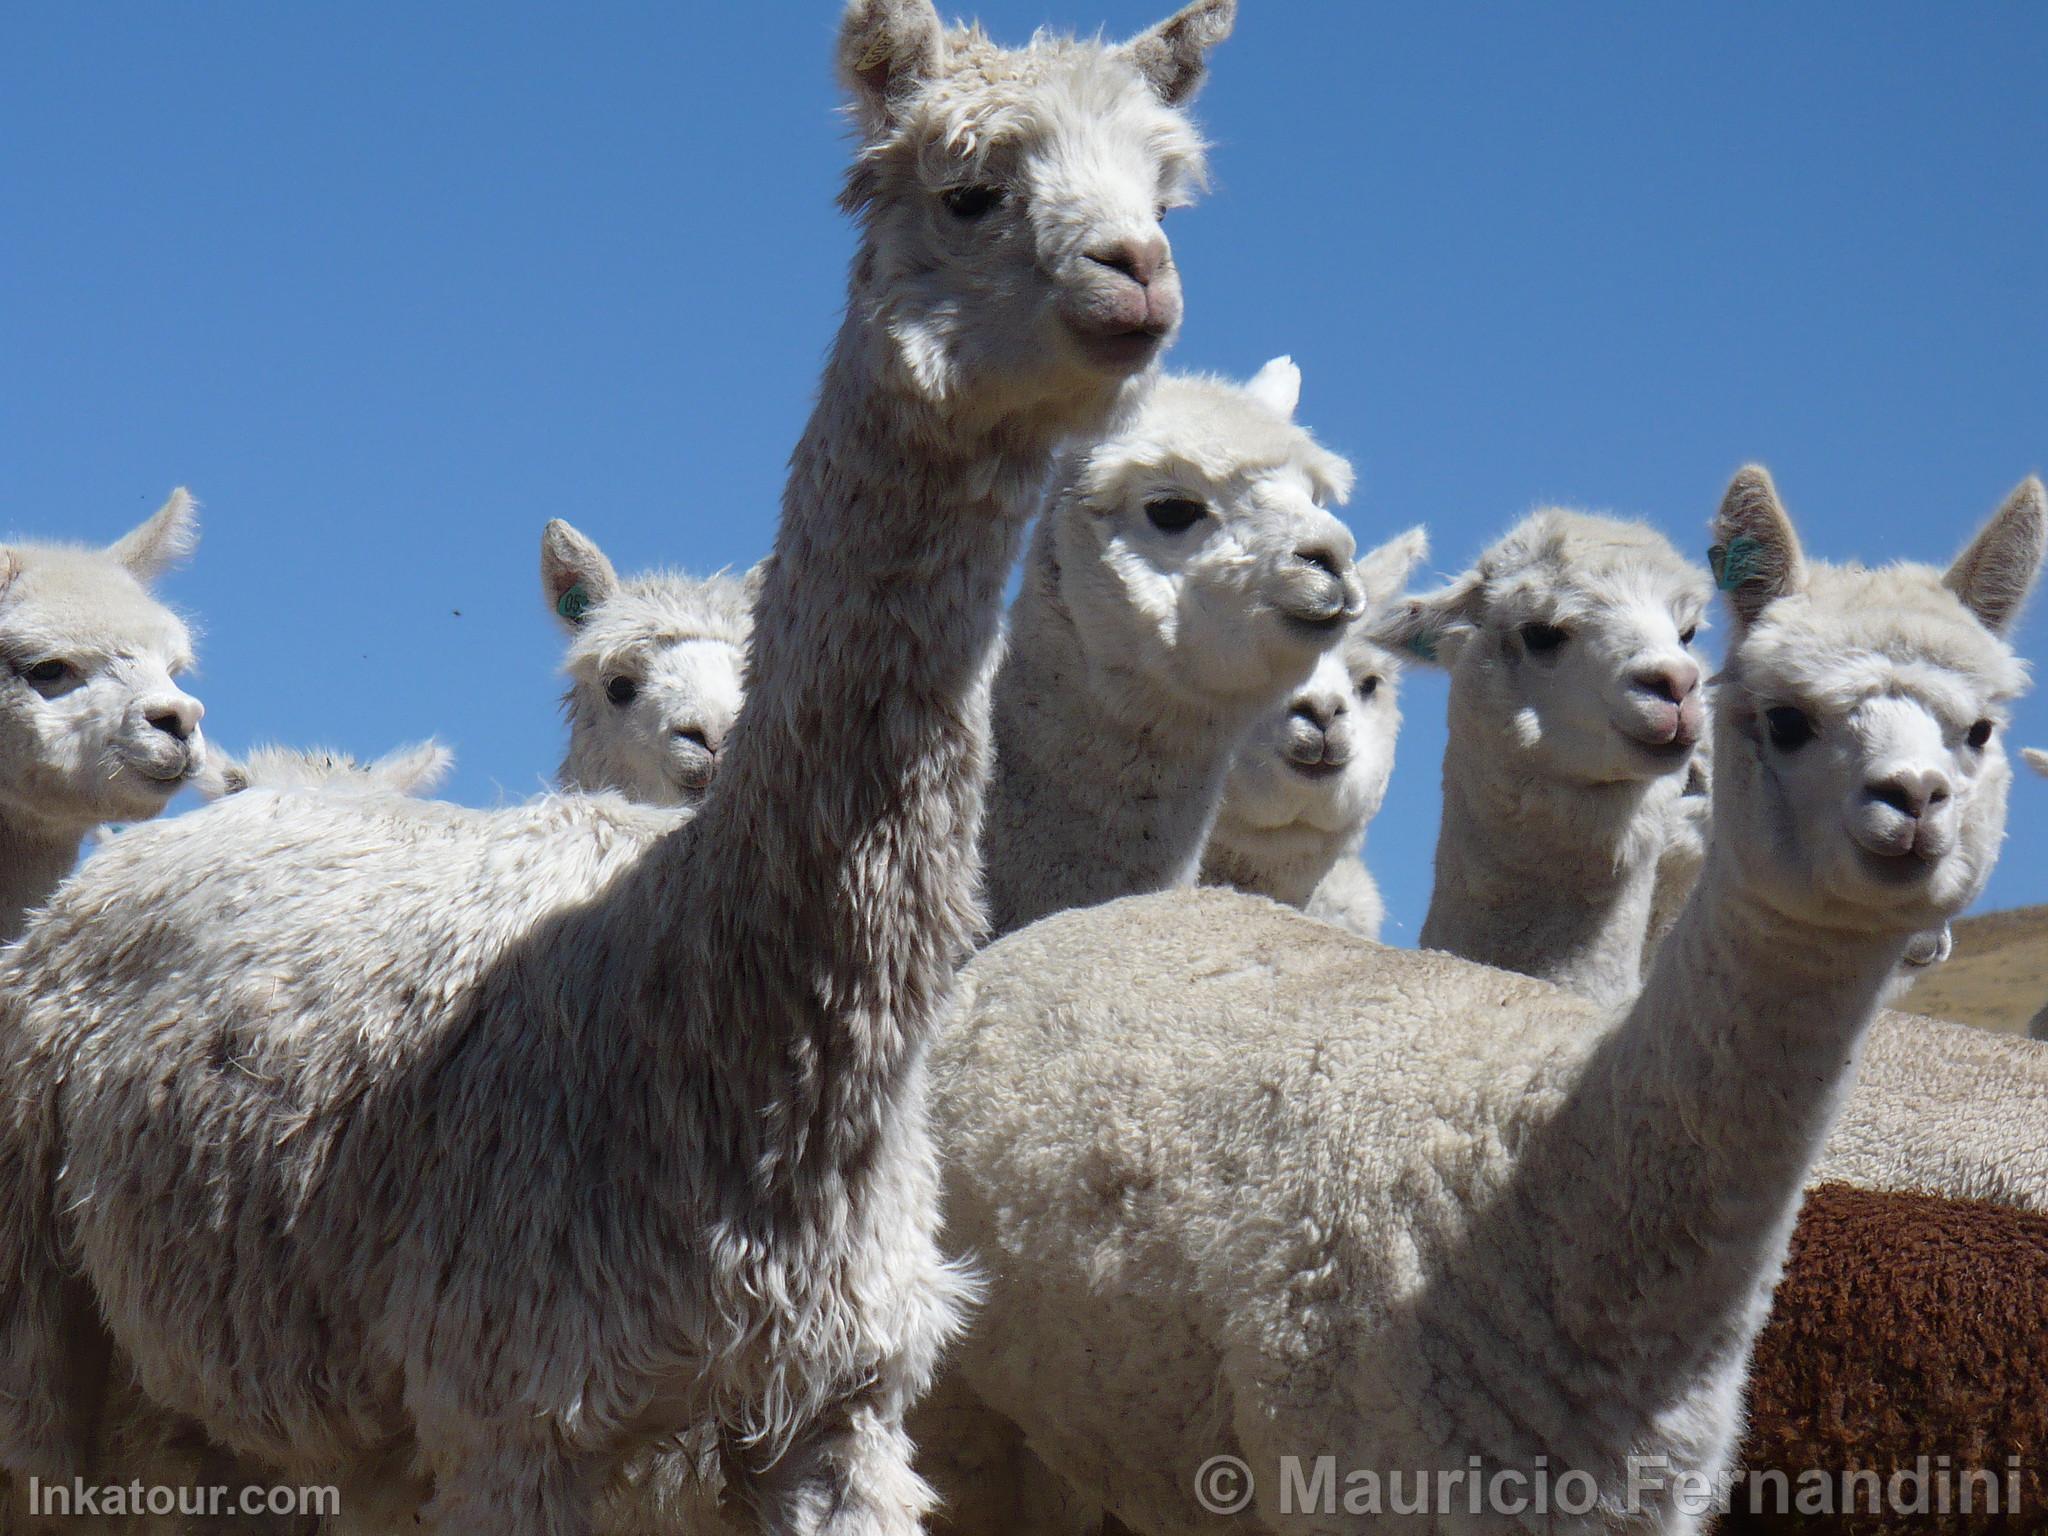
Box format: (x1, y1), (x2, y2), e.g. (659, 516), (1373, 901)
(5, 2), (2045, 939)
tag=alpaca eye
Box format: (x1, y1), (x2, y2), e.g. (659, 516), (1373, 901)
(1679, 624), (1699, 647)
(22, 659), (73, 688)
(1144, 496), (1206, 533)
(941, 185), (1005, 219)
(1356, 675), (1380, 698)
(1967, 719), (1994, 750)
(1519, 623), (1568, 654)
(605, 676), (639, 706)
(1765, 706), (1815, 751)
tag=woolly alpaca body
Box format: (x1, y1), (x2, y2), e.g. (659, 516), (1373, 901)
(1384, 510), (1710, 1010)
(541, 519), (755, 809)
(930, 470), (2037, 1534)
(0, 4), (1236, 1530)
(1199, 531), (1425, 941)
(980, 359), (1365, 940)
(1812, 1008), (2048, 1209)
(1721, 1183), (2048, 1534)
(0, 492), (206, 942)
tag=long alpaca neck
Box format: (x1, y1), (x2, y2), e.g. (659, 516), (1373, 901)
(0, 813), (83, 945)
(982, 535), (1254, 940)
(1423, 848), (1905, 1480)
(675, 312), (1098, 1197)
(1421, 744), (1672, 1009)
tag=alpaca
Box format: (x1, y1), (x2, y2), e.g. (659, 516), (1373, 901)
(1719, 1184), (2048, 1533)
(0, 6), (1236, 1534)
(1198, 528), (1428, 940)
(1374, 509), (1711, 1009)
(1721, 481), (2048, 1210)
(0, 491), (206, 942)
(929, 465), (2041, 1534)
(981, 357), (1367, 939)
(542, 518), (755, 808)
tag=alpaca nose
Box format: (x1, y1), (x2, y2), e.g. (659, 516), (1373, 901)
(675, 725), (717, 754)
(1295, 545), (1345, 584)
(1631, 659), (1701, 706)
(1866, 767), (1952, 822)
(1085, 232), (1168, 288)
(1290, 692), (1346, 731)
(145, 695), (204, 742)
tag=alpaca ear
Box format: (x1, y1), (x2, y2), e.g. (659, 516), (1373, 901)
(1710, 465), (1806, 631)
(1365, 568), (1483, 670)
(839, 0), (945, 131)
(1124, 0), (1236, 106)
(1244, 356), (1300, 420)
(1943, 476), (2046, 637)
(109, 488), (199, 584)
(2023, 746), (2048, 778)
(1354, 527), (1429, 616)
(371, 740), (455, 796)
(541, 519), (620, 629)
(196, 754), (249, 799)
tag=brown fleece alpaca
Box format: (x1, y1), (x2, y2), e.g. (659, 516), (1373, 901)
(1722, 1182), (2048, 1534)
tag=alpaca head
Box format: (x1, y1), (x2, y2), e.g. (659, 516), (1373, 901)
(205, 740), (454, 799)
(1708, 467), (2044, 935)
(1377, 509), (1711, 791)
(1219, 527), (1426, 841)
(837, 0), (1232, 414)
(0, 490), (207, 836)
(1040, 358), (1365, 719)
(543, 519), (752, 808)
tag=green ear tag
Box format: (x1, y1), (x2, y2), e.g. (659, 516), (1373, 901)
(557, 583), (592, 623)
(1710, 535), (1763, 593)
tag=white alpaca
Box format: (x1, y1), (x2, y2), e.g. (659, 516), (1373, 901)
(541, 518), (754, 808)
(0, 491), (207, 942)
(1799, 504), (2048, 1217)
(931, 466), (2040, 1534)
(0, 5), (1235, 1533)
(1375, 509), (1710, 1009)
(981, 358), (1366, 939)
(1199, 529), (1427, 940)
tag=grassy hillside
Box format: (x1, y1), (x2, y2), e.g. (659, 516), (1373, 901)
(1902, 904), (2048, 1037)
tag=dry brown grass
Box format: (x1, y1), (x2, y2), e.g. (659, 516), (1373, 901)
(1902, 904), (2048, 1036)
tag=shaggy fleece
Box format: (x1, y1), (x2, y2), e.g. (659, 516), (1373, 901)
(1723, 1182), (2048, 1534)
